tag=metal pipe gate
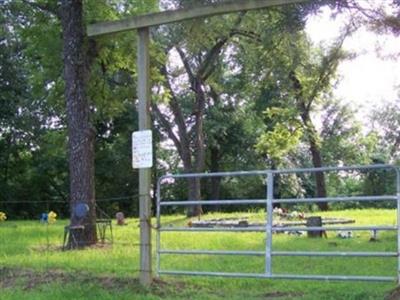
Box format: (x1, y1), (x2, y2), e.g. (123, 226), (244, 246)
(156, 164), (400, 282)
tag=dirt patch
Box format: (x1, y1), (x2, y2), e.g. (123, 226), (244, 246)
(1, 268), (74, 290)
(30, 242), (114, 253)
(0, 267), (189, 295)
(0, 268), (19, 289)
(385, 286), (400, 300)
(262, 291), (304, 299)
(150, 278), (189, 297)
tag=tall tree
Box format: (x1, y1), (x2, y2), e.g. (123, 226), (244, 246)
(61, 0), (96, 247)
(254, 24), (352, 210)
(152, 0), (324, 216)
(152, 8), (246, 216)
(1, 0), (158, 220)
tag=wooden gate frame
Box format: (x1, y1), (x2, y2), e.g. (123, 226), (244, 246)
(87, 0), (309, 286)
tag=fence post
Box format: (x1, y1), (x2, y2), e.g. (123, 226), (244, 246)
(156, 179), (162, 277)
(265, 172), (274, 277)
(137, 26), (152, 287)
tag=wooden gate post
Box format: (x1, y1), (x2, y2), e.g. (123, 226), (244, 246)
(137, 26), (152, 286)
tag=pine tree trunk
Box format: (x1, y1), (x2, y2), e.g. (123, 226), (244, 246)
(61, 0), (97, 248)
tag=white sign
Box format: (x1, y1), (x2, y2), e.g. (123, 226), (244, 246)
(132, 130), (153, 168)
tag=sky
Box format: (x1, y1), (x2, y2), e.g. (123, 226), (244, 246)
(306, 5), (400, 120)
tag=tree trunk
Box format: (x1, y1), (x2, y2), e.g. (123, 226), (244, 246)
(210, 147), (221, 201)
(61, 0), (97, 248)
(289, 71), (328, 211)
(301, 112), (328, 211)
(155, 35), (230, 218)
(207, 147), (221, 211)
(308, 133), (328, 211)
(186, 79), (206, 217)
(187, 177), (202, 217)
(2, 135), (11, 192)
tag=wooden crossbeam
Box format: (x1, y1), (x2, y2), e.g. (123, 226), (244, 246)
(87, 0), (309, 36)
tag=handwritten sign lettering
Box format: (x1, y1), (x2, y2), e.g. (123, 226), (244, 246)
(132, 130), (153, 168)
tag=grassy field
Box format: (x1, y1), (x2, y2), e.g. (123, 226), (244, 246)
(1, 209), (400, 299)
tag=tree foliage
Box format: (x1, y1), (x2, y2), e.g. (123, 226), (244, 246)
(0, 0), (398, 220)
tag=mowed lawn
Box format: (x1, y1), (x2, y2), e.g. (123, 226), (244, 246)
(1, 209), (399, 300)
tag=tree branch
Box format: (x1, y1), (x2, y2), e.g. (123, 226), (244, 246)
(175, 46), (195, 84)
(151, 103), (182, 157)
(306, 27), (351, 111)
(159, 65), (190, 146)
(198, 12), (246, 81)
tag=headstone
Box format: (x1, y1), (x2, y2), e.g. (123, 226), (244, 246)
(337, 231), (353, 239)
(370, 229), (378, 242)
(306, 216), (325, 238)
(116, 212), (125, 225)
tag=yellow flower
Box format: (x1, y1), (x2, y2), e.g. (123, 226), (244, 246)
(48, 211), (57, 224)
(0, 212), (6, 222)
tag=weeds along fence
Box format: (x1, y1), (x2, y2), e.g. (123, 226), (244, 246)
(0, 196), (145, 275)
(156, 164), (400, 283)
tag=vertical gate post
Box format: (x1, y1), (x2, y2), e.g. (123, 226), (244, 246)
(396, 168), (400, 284)
(156, 178), (162, 277)
(137, 27), (152, 286)
(265, 172), (274, 277)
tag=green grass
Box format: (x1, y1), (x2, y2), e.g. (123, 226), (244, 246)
(1, 209), (399, 299)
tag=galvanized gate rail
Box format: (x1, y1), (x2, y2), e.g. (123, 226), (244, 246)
(156, 164), (400, 282)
